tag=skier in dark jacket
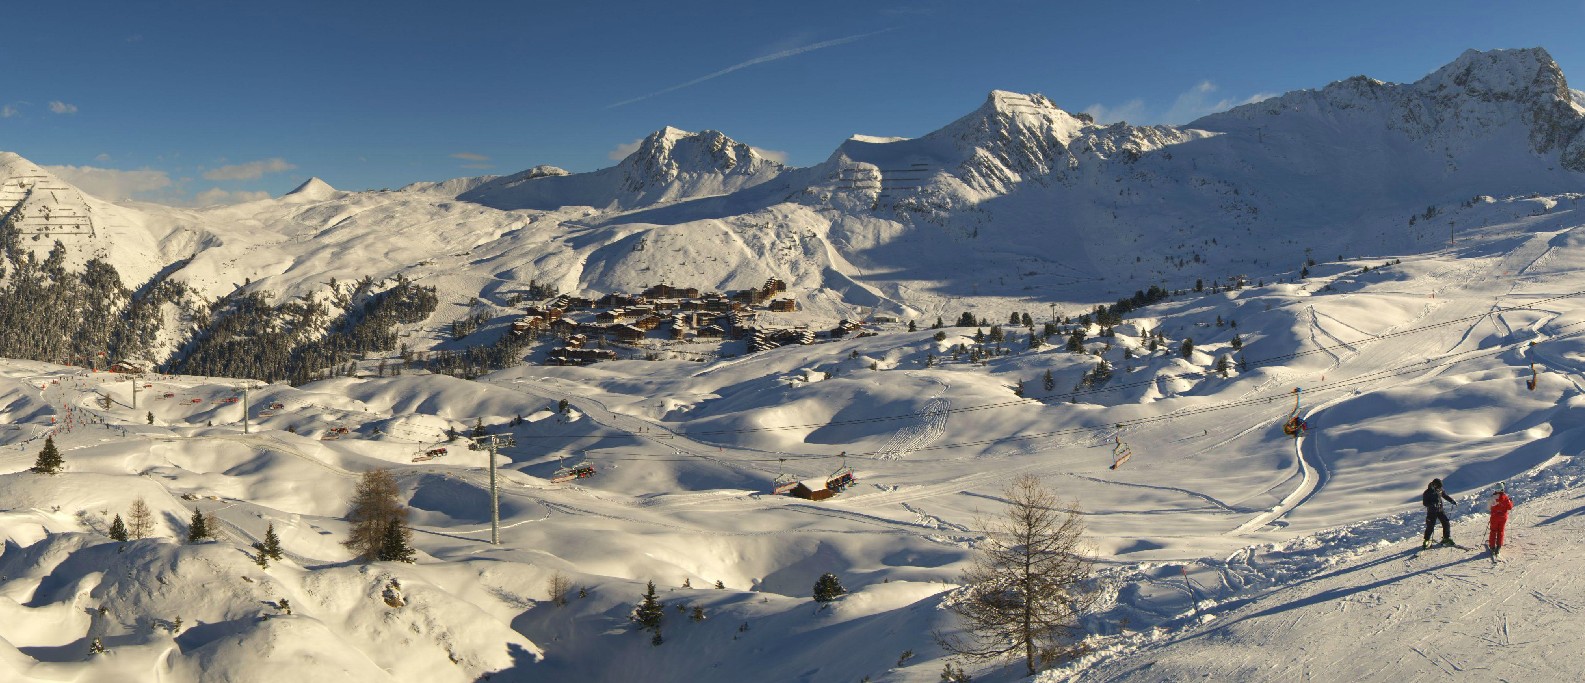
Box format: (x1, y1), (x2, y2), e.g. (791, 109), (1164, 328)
(1422, 478), (1457, 548)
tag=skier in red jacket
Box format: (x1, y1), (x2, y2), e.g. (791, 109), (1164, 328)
(1487, 484), (1514, 557)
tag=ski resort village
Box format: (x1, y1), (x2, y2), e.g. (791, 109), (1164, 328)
(4, 3), (1585, 680)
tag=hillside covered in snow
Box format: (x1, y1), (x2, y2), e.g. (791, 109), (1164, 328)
(0, 47), (1583, 682)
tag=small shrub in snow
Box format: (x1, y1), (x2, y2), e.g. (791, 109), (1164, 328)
(89, 637), (105, 655)
(691, 606), (705, 622)
(898, 649), (915, 666)
(547, 571), (572, 607)
(714, 580), (725, 589)
(940, 661), (972, 681)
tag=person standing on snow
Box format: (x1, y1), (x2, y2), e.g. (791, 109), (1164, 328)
(1487, 484), (1514, 557)
(1422, 478), (1458, 548)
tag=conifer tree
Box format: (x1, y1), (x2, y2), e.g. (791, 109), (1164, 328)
(470, 418), (487, 438)
(108, 514), (128, 542)
(633, 580), (665, 637)
(187, 509), (210, 542)
(1043, 369), (1055, 392)
(31, 436), (63, 474)
(376, 520), (415, 562)
(908, 320), (917, 332)
(344, 469), (408, 562)
(258, 523), (284, 561)
(1181, 338), (1195, 359)
(127, 498), (154, 539)
(813, 572), (846, 602)
(937, 474), (1095, 675)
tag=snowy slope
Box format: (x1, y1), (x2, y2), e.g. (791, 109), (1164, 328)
(2, 46), (1585, 682)
(1062, 486), (1585, 682)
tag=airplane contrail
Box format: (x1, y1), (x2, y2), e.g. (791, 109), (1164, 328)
(606, 28), (894, 109)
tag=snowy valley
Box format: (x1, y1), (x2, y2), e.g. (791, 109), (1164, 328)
(0, 46), (1584, 682)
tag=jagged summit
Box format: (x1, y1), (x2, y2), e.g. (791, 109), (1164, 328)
(1418, 47), (1570, 102)
(460, 127), (783, 211)
(617, 127), (782, 182)
(1196, 47), (1585, 170)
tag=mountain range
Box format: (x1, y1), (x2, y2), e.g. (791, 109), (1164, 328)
(2, 47), (1582, 364)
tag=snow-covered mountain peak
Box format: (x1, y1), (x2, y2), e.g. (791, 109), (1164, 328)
(1418, 47), (1570, 103)
(524, 164), (570, 178)
(914, 90), (1094, 193)
(1196, 47), (1585, 171)
(618, 127), (782, 180)
(456, 128), (783, 212)
(285, 177), (338, 200)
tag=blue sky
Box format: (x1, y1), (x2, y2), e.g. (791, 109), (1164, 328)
(5, 0), (1583, 205)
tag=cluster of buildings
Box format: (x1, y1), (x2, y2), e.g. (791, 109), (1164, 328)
(508, 279), (865, 365)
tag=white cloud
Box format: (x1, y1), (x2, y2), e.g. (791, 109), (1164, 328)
(1086, 83), (1278, 126)
(43, 164), (172, 201)
(1083, 99), (1146, 125)
(94, 153), (112, 162)
(1, 105), (17, 119)
(450, 152), (490, 162)
(751, 147), (789, 164)
(607, 28), (894, 108)
(190, 187), (272, 206)
(202, 157), (295, 181)
(48, 101), (78, 114)
(1161, 81), (1279, 125)
(607, 138), (645, 161)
